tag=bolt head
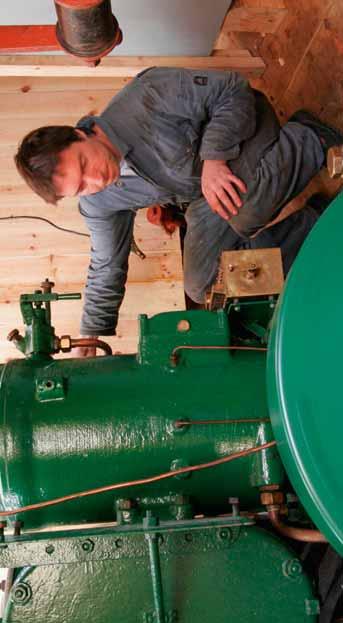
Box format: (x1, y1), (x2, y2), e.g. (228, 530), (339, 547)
(177, 319), (191, 333)
(12, 582), (32, 605)
(81, 539), (94, 553)
(45, 545), (55, 555)
(282, 558), (303, 579)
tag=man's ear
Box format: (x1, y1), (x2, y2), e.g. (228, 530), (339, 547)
(75, 128), (88, 140)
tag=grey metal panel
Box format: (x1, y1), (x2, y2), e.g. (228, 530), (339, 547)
(0, 0), (232, 56)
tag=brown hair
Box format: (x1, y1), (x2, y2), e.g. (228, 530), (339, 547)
(14, 126), (83, 204)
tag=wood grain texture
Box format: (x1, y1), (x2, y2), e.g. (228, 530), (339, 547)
(0, 90), (117, 119)
(0, 54), (265, 79)
(0, 76), (132, 93)
(0, 69), (186, 363)
(217, 7), (287, 35)
(217, 0), (343, 217)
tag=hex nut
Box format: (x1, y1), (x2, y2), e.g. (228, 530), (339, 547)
(12, 582), (32, 605)
(81, 539), (94, 553)
(60, 335), (72, 352)
(260, 491), (285, 506)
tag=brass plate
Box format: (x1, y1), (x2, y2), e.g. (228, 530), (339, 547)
(219, 248), (284, 298)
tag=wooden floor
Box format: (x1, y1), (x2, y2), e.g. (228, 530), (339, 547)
(214, 0), (343, 213)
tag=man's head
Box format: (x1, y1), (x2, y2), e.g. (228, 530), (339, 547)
(15, 124), (121, 204)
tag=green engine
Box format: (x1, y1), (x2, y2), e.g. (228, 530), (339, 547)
(0, 194), (342, 623)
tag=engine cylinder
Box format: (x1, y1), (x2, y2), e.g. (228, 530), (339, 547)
(0, 310), (284, 528)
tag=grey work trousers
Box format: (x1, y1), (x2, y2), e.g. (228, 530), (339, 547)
(184, 119), (325, 303)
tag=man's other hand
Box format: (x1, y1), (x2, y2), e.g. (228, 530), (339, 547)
(74, 335), (99, 358)
(201, 160), (247, 221)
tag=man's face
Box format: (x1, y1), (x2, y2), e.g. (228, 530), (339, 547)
(52, 131), (121, 198)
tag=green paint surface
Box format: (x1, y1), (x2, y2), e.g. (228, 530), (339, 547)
(4, 526), (317, 623)
(268, 191), (343, 555)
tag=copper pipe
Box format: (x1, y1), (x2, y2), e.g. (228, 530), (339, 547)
(268, 508), (327, 543)
(70, 338), (112, 356)
(0, 441), (276, 517)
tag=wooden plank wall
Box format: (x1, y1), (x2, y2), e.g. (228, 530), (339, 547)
(0, 76), (184, 362)
(214, 0), (343, 212)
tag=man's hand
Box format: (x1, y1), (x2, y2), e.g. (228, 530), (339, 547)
(74, 335), (99, 358)
(201, 160), (247, 221)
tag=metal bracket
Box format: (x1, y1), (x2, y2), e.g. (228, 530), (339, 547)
(35, 373), (66, 402)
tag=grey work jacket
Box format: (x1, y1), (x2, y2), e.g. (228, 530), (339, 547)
(78, 67), (257, 336)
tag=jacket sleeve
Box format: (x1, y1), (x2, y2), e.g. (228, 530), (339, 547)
(79, 206), (135, 336)
(179, 69), (257, 162)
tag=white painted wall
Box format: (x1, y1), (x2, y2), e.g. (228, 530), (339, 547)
(0, 0), (232, 55)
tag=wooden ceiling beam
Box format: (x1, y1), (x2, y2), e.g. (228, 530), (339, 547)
(0, 54), (265, 79)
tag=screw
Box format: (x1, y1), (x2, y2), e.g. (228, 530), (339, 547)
(282, 558), (303, 579)
(185, 533), (193, 542)
(115, 538), (123, 548)
(45, 545), (55, 555)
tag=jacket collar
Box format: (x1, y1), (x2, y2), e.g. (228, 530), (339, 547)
(76, 115), (131, 159)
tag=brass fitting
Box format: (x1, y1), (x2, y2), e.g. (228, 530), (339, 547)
(327, 145), (343, 178)
(59, 335), (72, 353)
(260, 491), (285, 506)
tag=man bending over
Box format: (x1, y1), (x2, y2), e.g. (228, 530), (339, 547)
(15, 67), (343, 355)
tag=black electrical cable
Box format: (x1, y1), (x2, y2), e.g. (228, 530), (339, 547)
(0, 215), (146, 258)
(0, 215), (90, 238)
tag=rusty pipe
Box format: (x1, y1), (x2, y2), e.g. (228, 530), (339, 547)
(268, 508), (327, 543)
(54, 0), (122, 66)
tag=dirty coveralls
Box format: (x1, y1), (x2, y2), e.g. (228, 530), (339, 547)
(77, 67), (324, 336)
